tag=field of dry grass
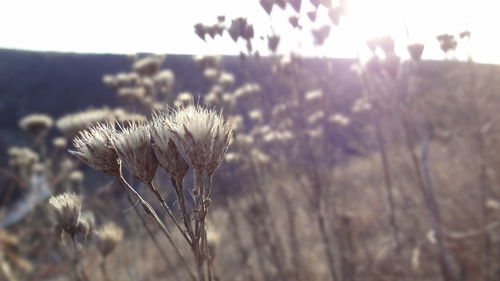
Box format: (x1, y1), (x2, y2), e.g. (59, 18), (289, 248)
(2, 2), (500, 281)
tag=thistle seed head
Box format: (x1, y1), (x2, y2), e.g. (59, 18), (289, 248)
(52, 137), (68, 150)
(56, 108), (114, 138)
(407, 43), (425, 62)
(8, 147), (39, 171)
(117, 87), (147, 102)
(70, 123), (120, 176)
(151, 113), (190, 181)
(111, 122), (158, 183)
(69, 170), (84, 185)
(305, 89), (323, 101)
(19, 113), (53, 135)
(96, 222), (124, 257)
(175, 92), (194, 108)
(329, 114), (350, 126)
(133, 55), (165, 76)
(218, 72), (235, 88)
(168, 106), (233, 175)
(49, 193), (82, 237)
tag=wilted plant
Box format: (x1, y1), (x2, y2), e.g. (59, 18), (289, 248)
(68, 104), (232, 281)
(48, 192), (89, 281)
(96, 222), (123, 281)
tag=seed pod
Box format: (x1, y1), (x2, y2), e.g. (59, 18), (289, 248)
(407, 43), (424, 61)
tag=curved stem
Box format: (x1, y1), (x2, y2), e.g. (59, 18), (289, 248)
(172, 178), (196, 243)
(148, 180), (192, 245)
(124, 191), (182, 281)
(117, 164), (196, 281)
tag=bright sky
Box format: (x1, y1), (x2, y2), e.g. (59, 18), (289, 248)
(0, 0), (499, 63)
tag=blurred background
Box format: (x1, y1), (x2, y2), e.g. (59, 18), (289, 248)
(1, 0), (500, 280)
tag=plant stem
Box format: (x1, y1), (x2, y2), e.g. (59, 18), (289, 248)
(148, 180), (192, 245)
(124, 191), (182, 281)
(117, 164), (196, 281)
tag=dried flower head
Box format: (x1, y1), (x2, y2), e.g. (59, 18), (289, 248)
(436, 34), (457, 53)
(133, 55), (165, 76)
(155, 70), (175, 96)
(224, 152), (241, 163)
(117, 87), (147, 102)
(248, 109), (264, 123)
(289, 16), (301, 29)
(352, 98), (372, 113)
(260, 0), (273, 14)
(204, 68), (219, 82)
(111, 122), (158, 183)
(312, 25), (330, 45)
(219, 72), (235, 88)
(307, 10), (317, 21)
(69, 170), (84, 184)
(168, 106), (233, 174)
(110, 72), (141, 87)
(204, 92), (220, 106)
(19, 114), (53, 135)
(57, 108), (113, 138)
(194, 23), (207, 40)
(329, 114), (350, 126)
(193, 55), (221, 69)
(267, 35), (280, 52)
(307, 111), (325, 124)
(49, 193), (82, 237)
(305, 89), (323, 101)
(70, 123), (120, 176)
(234, 83), (260, 98)
(96, 222), (124, 257)
(222, 93), (236, 109)
(8, 147), (39, 170)
(407, 43), (424, 61)
(175, 92), (195, 108)
(250, 148), (271, 164)
(459, 30), (471, 39)
(151, 113), (190, 181)
(52, 137), (68, 150)
(289, 0), (302, 12)
(228, 18), (248, 42)
(228, 115), (243, 132)
(234, 134), (254, 149)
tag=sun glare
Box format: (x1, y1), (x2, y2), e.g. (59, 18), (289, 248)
(332, 0), (473, 59)
(0, 0), (498, 63)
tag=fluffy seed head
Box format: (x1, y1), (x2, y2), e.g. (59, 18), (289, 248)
(133, 55), (165, 76)
(70, 123), (120, 176)
(56, 108), (114, 138)
(111, 122), (158, 183)
(151, 114), (190, 181)
(8, 146), (39, 170)
(49, 193), (82, 236)
(168, 106), (233, 174)
(329, 114), (350, 126)
(174, 92), (194, 108)
(96, 222), (124, 257)
(52, 137), (68, 149)
(407, 43), (425, 61)
(218, 72), (235, 88)
(305, 89), (323, 101)
(19, 114), (53, 134)
(69, 170), (84, 184)
(117, 87), (146, 102)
